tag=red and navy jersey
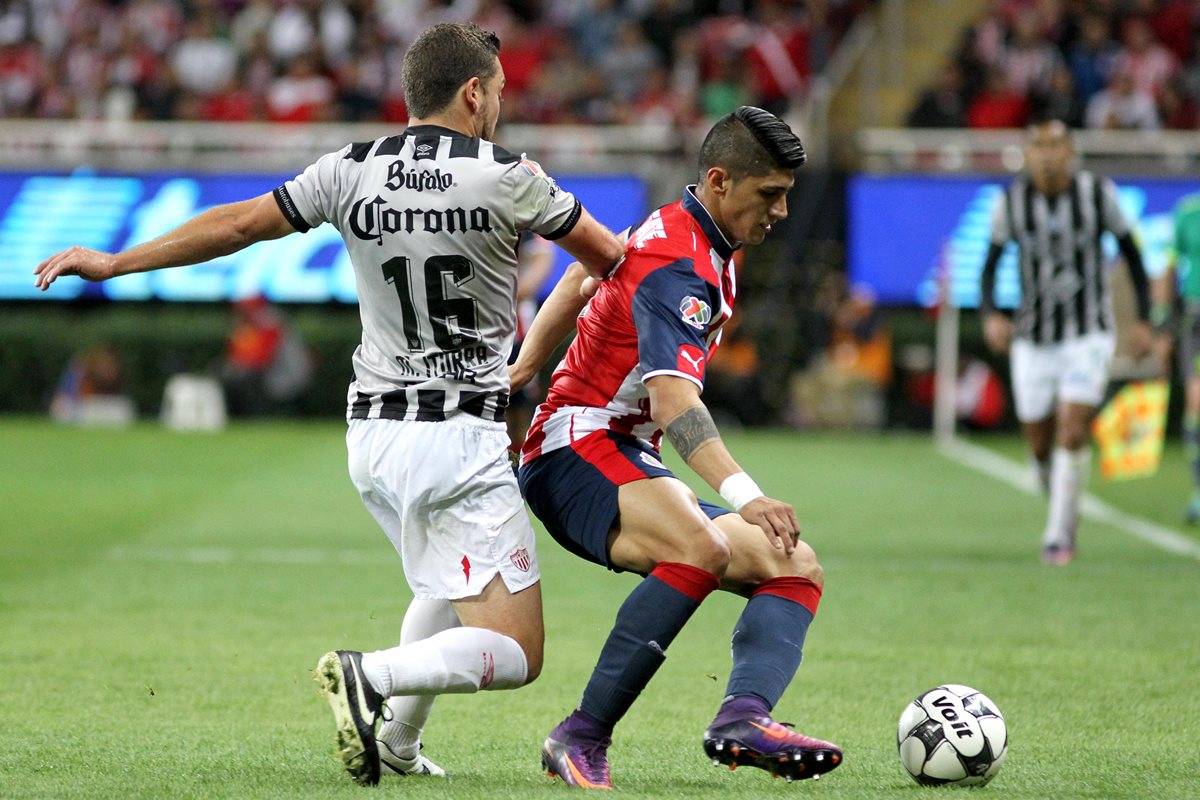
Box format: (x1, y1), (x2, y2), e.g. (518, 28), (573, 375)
(523, 186), (738, 461)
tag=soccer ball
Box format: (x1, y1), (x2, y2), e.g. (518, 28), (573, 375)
(897, 684), (1007, 786)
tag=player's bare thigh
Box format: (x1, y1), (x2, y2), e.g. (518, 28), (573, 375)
(607, 476), (731, 576)
(451, 575), (545, 682)
(712, 513), (823, 598)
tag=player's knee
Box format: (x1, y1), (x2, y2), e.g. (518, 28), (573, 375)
(794, 541), (824, 587)
(678, 525), (731, 575)
(775, 539), (823, 586)
(700, 528), (733, 574)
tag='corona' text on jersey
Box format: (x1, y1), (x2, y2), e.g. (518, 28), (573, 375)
(349, 196), (493, 245)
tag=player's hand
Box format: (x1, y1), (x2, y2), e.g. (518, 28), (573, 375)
(34, 246), (117, 290)
(738, 496), (800, 556)
(508, 362), (535, 393)
(1127, 320), (1153, 360)
(579, 276), (602, 299)
(982, 313), (1012, 354)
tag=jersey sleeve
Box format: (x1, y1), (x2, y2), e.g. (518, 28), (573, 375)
(989, 186), (1012, 245)
(630, 259), (713, 390)
(509, 158), (582, 241)
(273, 145), (349, 232)
(1098, 177), (1131, 237)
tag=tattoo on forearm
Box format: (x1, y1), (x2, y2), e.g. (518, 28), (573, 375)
(665, 406), (720, 463)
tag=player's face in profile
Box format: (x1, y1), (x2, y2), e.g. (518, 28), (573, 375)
(721, 169), (794, 245)
(1026, 123), (1073, 192)
(476, 61), (505, 140)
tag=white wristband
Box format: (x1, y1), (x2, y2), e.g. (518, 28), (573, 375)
(719, 472), (764, 511)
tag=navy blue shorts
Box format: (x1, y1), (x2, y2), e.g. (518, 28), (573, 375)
(518, 430), (731, 571)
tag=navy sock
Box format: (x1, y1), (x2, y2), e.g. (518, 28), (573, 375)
(723, 578), (820, 710)
(578, 562), (718, 729)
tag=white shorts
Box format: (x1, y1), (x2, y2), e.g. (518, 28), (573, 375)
(346, 416), (540, 600)
(1010, 333), (1115, 422)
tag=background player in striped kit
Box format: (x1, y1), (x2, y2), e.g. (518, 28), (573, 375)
(1152, 192), (1200, 522)
(34, 22), (624, 786)
(979, 119), (1152, 564)
(511, 107), (842, 789)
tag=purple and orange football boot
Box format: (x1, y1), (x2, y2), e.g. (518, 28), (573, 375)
(541, 716), (612, 790)
(703, 715), (842, 782)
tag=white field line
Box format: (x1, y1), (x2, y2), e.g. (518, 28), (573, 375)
(105, 545), (389, 566)
(939, 436), (1200, 561)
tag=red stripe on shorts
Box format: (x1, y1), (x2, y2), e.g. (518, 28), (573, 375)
(570, 430), (649, 485)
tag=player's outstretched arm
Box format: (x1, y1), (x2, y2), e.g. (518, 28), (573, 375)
(553, 207), (624, 281)
(34, 192), (295, 290)
(647, 374), (800, 554)
(509, 262), (591, 392)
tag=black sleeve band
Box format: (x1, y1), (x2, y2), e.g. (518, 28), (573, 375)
(273, 186), (312, 233)
(542, 198), (582, 241)
(979, 242), (1005, 315)
(1117, 233), (1151, 321)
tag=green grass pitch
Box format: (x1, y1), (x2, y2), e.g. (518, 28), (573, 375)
(1, 419), (1198, 799)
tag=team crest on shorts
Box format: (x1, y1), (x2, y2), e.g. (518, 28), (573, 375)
(680, 296), (711, 329)
(509, 547), (531, 572)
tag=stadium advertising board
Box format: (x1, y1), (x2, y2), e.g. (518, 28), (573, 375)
(848, 174), (1199, 308)
(0, 171), (646, 303)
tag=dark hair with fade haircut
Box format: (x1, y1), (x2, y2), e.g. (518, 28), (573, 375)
(402, 23), (501, 119)
(697, 106), (807, 181)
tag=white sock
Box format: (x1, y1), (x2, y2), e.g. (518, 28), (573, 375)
(1044, 446), (1089, 549)
(378, 599), (461, 759)
(362, 627), (528, 699)
(1029, 454), (1050, 495)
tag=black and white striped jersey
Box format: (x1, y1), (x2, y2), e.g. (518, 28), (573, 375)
(989, 170), (1132, 344)
(274, 124), (582, 423)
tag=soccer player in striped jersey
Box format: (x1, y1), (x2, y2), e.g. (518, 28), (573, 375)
(34, 22), (624, 786)
(979, 119), (1152, 564)
(511, 107), (842, 788)
(1153, 192), (1200, 522)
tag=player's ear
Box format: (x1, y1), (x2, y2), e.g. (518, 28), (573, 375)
(463, 76), (483, 113)
(705, 166), (731, 197)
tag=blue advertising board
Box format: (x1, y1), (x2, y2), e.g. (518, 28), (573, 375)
(848, 174), (1199, 307)
(0, 170), (647, 303)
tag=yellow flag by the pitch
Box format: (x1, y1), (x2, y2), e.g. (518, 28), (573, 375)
(1092, 379), (1169, 481)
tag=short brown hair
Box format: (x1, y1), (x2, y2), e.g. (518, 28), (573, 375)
(402, 23), (501, 118)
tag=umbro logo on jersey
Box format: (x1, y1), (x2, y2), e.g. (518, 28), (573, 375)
(385, 160), (454, 192)
(349, 196), (492, 244)
(680, 295), (711, 329)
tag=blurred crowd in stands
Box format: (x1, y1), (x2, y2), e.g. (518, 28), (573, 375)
(909, 0), (1200, 130)
(0, 0), (867, 125)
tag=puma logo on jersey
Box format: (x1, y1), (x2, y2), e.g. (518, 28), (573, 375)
(677, 344), (706, 377)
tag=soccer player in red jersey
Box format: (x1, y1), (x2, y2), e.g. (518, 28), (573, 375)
(511, 107), (842, 788)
